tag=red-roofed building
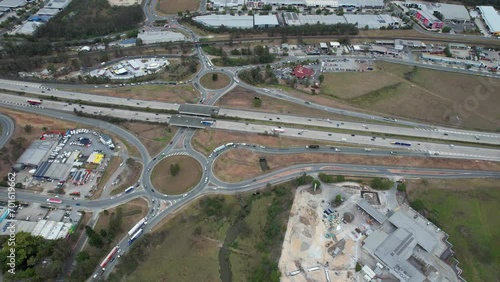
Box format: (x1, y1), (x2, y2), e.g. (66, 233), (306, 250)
(292, 65), (314, 79)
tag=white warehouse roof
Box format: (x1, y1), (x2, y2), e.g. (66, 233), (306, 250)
(254, 14), (279, 26)
(37, 8), (60, 16)
(194, 15), (254, 28)
(478, 6), (500, 34)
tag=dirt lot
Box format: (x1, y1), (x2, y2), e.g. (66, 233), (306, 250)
(151, 155), (202, 194)
(279, 184), (362, 282)
(111, 159), (142, 195)
(69, 84), (199, 103)
(108, 0), (139, 6)
(200, 72), (231, 90)
(216, 86), (351, 119)
(156, 0), (200, 14)
(213, 149), (500, 182)
(0, 108), (86, 178)
(121, 122), (176, 156)
(319, 62), (500, 131)
(93, 156), (122, 199)
(192, 128), (350, 157)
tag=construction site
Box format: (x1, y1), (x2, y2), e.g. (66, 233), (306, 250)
(278, 177), (462, 282)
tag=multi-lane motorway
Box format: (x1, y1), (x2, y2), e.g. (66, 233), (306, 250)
(1, 13), (500, 280)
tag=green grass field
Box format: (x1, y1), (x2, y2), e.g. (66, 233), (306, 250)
(408, 178), (500, 282)
(320, 62), (500, 131)
(108, 183), (295, 282)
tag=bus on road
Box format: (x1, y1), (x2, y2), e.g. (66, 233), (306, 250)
(27, 99), (42, 105)
(46, 198), (62, 204)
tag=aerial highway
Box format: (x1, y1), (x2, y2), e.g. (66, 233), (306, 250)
(2, 93), (500, 162)
(0, 113), (13, 148)
(2, 11), (500, 280)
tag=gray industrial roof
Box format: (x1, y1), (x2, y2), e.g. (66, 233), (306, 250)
(16, 140), (56, 167)
(337, 0), (384, 8)
(437, 3), (470, 21)
(298, 14), (347, 25)
(0, 0), (27, 8)
(45, 0), (71, 10)
(357, 199), (387, 224)
(137, 31), (186, 44)
(169, 115), (210, 128)
(37, 8), (60, 16)
(388, 210), (438, 253)
(254, 15), (279, 26)
(178, 104), (219, 117)
(194, 15), (254, 28)
(34, 161), (72, 180)
(344, 14), (398, 29)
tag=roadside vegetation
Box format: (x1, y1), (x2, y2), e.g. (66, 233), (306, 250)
(71, 199), (148, 281)
(0, 232), (72, 281)
(407, 178), (500, 282)
(108, 179), (301, 281)
(207, 45), (276, 66)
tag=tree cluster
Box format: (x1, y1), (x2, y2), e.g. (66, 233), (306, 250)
(35, 0), (144, 40)
(370, 177), (393, 190)
(0, 232), (71, 280)
(318, 173), (345, 183)
(238, 65), (278, 85)
(170, 163), (180, 176)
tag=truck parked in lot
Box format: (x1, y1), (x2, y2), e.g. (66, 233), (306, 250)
(69, 192), (81, 196)
(306, 145), (319, 149)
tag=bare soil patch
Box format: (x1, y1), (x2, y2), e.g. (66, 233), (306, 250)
(93, 156), (122, 199)
(111, 159), (143, 195)
(156, 0), (200, 14)
(216, 86), (348, 119)
(69, 84), (199, 103)
(213, 149), (500, 182)
(121, 122), (177, 156)
(151, 155), (202, 194)
(200, 72), (231, 90)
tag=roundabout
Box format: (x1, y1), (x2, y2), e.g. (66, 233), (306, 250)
(199, 72), (231, 90)
(151, 155), (202, 195)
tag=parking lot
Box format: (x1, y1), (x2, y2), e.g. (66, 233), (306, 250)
(18, 128), (116, 199)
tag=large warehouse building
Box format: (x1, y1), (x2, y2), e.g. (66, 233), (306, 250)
(360, 202), (465, 282)
(282, 12), (400, 29)
(15, 140), (57, 168)
(478, 6), (500, 36)
(216, 0), (384, 8)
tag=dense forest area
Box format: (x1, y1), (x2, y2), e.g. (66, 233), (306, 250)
(35, 0), (144, 40)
